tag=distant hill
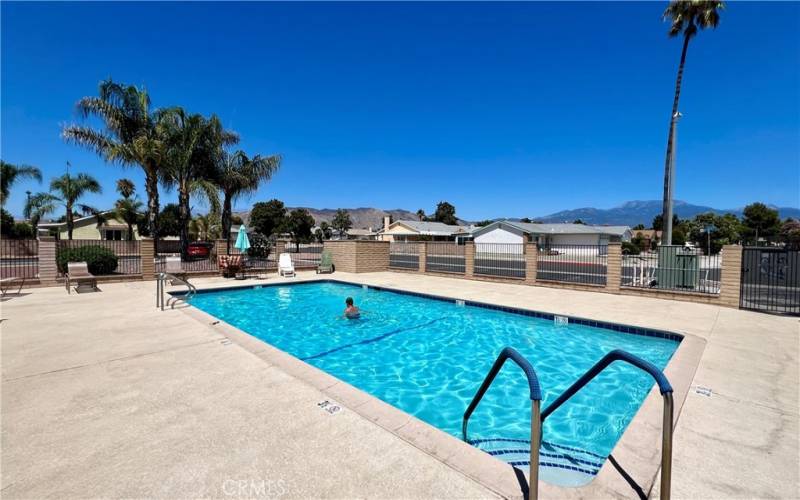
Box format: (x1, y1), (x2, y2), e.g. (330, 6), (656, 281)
(234, 207), (419, 230)
(535, 200), (800, 227)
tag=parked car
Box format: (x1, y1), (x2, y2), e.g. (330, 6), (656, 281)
(187, 241), (214, 260)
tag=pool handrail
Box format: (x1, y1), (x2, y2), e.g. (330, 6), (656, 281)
(539, 349), (674, 500)
(462, 347), (542, 500)
(156, 272), (197, 310)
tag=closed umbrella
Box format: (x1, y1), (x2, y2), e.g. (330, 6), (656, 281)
(234, 224), (251, 252)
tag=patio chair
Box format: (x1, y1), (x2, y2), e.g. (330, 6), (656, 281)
(279, 253), (295, 277)
(164, 256), (189, 284)
(699, 269), (721, 294)
(217, 254), (243, 278)
(66, 262), (98, 294)
(0, 277), (25, 297)
(317, 250), (334, 274)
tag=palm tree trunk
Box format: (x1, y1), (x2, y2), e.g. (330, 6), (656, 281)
(661, 33), (691, 246)
(127, 222), (134, 241)
(178, 181), (191, 260)
(144, 164), (160, 247)
(66, 203), (74, 240)
(222, 194), (232, 255)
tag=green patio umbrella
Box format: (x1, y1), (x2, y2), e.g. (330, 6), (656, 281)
(234, 224), (251, 252)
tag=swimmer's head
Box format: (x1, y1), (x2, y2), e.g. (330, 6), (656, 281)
(345, 297), (354, 306)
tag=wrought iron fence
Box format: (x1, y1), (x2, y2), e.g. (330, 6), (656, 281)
(284, 242), (323, 268)
(0, 239), (39, 279)
(740, 247), (799, 315)
(425, 242), (465, 274)
(621, 245), (721, 294)
(57, 239), (141, 276)
(389, 242), (420, 270)
(536, 244), (608, 285)
(155, 240), (218, 273)
(474, 243), (525, 279)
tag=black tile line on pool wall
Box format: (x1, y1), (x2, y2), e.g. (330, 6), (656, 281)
(175, 279), (684, 343)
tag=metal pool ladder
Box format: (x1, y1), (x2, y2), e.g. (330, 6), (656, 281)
(156, 272), (197, 310)
(462, 348), (674, 500)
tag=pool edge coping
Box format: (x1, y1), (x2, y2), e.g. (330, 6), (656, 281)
(174, 275), (705, 499)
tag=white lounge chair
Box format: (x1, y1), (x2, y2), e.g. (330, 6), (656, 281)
(279, 253), (295, 277)
(0, 277), (25, 297)
(164, 256), (188, 284)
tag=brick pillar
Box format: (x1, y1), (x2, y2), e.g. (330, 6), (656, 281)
(719, 245), (743, 308)
(418, 242), (427, 273)
(606, 242), (622, 292)
(525, 243), (538, 284)
(275, 240), (286, 256)
(464, 242), (475, 278)
(38, 236), (58, 284)
(141, 238), (156, 280)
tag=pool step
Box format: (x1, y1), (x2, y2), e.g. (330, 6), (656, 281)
(469, 437), (603, 478)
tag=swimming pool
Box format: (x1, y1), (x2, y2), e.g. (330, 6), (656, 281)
(187, 281), (680, 487)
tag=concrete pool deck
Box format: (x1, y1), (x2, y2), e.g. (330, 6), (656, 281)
(2, 272), (798, 498)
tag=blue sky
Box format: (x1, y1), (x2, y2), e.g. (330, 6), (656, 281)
(2, 1), (798, 221)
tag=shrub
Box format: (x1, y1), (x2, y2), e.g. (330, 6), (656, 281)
(56, 246), (118, 275)
(621, 241), (641, 255)
(247, 232), (272, 259)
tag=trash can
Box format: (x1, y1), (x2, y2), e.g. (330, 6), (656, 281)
(656, 245), (700, 289)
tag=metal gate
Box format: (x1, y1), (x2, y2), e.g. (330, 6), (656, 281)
(740, 247), (800, 315)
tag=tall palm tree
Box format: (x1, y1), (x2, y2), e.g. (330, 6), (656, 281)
(62, 79), (165, 240)
(660, 0), (724, 244)
(158, 108), (233, 256)
(1, 161), (42, 206)
(215, 150), (281, 253)
(25, 171), (102, 239)
(114, 178), (143, 240)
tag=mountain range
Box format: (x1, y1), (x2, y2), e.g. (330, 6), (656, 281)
(234, 200), (800, 229)
(534, 200), (800, 227)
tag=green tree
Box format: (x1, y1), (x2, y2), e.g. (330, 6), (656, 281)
(63, 80), (166, 240)
(0, 208), (15, 237)
(416, 209), (427, 221)
(114, 179), (142, 240)
(331, 209), (352, 238)
(1, 161), (42, 206)
(158, 108), (231, 257)
(520, 217), (532, 224)
(214, 150), (281, 254)
(632, 223), (646, 230)
(659, 1), (724, 244)
(779, 219), (800, 250)
(315, 221), (333, 242)
(285, 208), (315, 250)
(475, 219), (495, 227)
(433, 201), (458, 225)
(742, 202), (780, 244)
(249, 199), (287, 237)
(189, 213), (221, 241)
(573, 219), (586, 225)
(652, 213), (681, 231)
(25, 170), (102, 239)
(686, 212), (742, 254)
(155, 204), (181, 237)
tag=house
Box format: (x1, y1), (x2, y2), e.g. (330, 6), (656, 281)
(472, 221), (631, 249)
(379, 218), (471, 242)
(38, 212), (140, 241)
(632, 229), (661, 249)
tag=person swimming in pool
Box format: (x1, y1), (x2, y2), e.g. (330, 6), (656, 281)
(343, 297), (361, 319)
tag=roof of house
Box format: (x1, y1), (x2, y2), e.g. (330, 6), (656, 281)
(471, 220), (631, 237)
(38, 211), (121, 229)
(383, 220), (469, 236)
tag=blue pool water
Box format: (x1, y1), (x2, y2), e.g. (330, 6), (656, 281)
(188, 281), (679, 486)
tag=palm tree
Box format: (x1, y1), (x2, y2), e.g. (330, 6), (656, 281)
(62, 79), (165, 240)
(158, 108), (234, 256)
(189, 213), (222, 241)
(25, 170), (102, 239)
(660, 0), (724, 244)
(1, 161), (42, 206)
(114, 178), (143, 240)
(215, 150), (281, 253)
(416, 209), (426, 221)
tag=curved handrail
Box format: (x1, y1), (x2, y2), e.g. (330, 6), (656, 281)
(462, 347), (543, 500)
(539, 349), (674, 500)
(157, 272), (197, 310)
(463, 347), (541, 439)
(540, 349), (672, 422)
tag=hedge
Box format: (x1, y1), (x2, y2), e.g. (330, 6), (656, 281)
(56, 246), (119, 275)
